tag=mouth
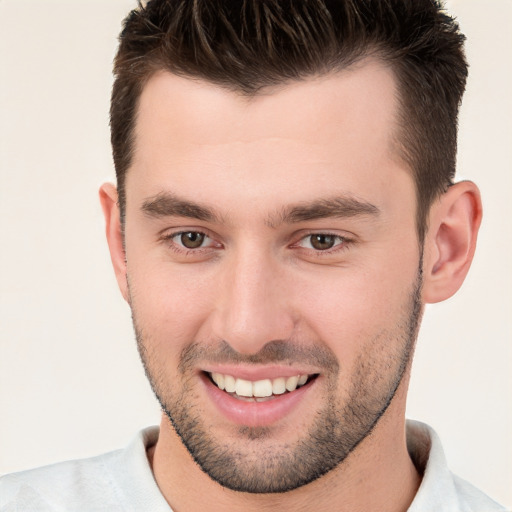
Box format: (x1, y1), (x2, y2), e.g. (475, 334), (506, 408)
(201, 368), (320, 427)
(206, 371), (318, 402)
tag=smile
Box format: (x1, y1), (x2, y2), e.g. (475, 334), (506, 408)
(202, 369), (319, 427)
(208, 372), (315, 401)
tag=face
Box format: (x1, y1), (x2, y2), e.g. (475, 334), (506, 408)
(122, 60), (423, 493)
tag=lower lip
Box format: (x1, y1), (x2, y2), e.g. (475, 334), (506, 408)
(200, 373), (315, 427)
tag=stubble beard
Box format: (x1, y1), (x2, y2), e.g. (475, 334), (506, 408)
(131, 269), (423, 494)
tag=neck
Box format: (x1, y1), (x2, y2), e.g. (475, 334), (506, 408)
(150, 382), (420, 512)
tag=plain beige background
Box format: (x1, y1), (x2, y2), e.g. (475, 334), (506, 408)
(1, 0), (511, 507)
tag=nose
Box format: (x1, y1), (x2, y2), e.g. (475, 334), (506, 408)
(211, 244), (296, 355)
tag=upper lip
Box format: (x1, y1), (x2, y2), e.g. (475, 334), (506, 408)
(201, 365), (317, 381)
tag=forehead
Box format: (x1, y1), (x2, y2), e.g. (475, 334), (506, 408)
(135, 59), (399, 150)
(128, 60), (412, 220)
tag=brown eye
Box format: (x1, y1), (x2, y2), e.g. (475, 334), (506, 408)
(309, 234), (336, 250)
(180, 232), (206, 249)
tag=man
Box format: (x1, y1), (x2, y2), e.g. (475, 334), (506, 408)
(0, 1), (508, 511)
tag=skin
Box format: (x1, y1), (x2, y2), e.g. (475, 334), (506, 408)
(101, 59), (482, 512)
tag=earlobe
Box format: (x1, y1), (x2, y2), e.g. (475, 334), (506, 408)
(99, 183), (129, 302)
(422, 181), (482, 304)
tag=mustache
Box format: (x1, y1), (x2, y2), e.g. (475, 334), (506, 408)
(178, 339), (339, 373)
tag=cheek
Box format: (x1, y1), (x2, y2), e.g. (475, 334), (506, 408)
(126, 256), (216, 354)
(295, 256), (419, 362)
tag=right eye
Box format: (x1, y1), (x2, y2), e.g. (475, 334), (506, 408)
(160, 230), (223, 258)
(173, 231), (208, 249)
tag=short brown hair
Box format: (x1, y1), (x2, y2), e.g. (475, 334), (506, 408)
(111, 0), (468, 240)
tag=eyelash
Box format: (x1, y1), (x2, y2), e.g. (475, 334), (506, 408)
(159, 230), (353, 256)
(160, 230), (217, 255)
(293, 231), (352, 255)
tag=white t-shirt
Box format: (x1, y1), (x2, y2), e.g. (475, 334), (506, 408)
(0, 420), (507, 512)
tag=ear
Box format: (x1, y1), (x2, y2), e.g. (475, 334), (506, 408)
(422, 181), (482, 304)
(99, 183), (129, 302)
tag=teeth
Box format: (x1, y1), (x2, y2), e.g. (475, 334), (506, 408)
(298, 374), (308, 386)
(253, 379), (273, 397)
(235, 378), (253, 397)
(285, 375), (299, 391)
(224, 374), (236, 393)
(272, 377), (286, 395)
(211, 373), (225, 390)
(209, 372), (312, 398)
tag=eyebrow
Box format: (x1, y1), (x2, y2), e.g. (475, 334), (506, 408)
(269, 196), (380, 227)
(142, 192), (223, 223)
(141, 191), (380, 226)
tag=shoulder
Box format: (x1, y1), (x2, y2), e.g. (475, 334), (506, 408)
(0, 449), (125, 511)
(451, 474), (510, 512)
(0, 426), (169, 512)
(406, 420), (509, 512)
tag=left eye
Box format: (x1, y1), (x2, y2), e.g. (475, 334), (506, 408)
(173, 231), (209, 249)
(299, 234), (345, 251)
